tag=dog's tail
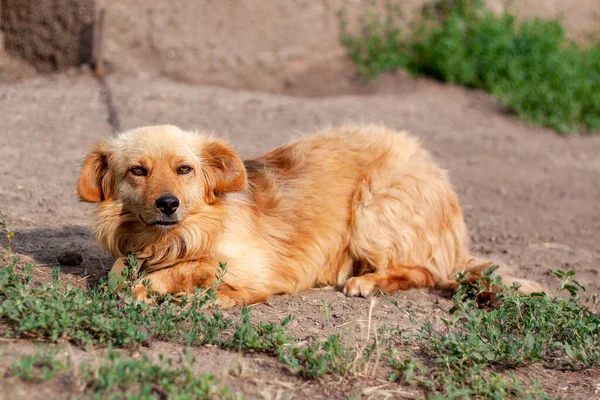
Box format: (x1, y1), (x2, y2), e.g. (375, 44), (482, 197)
(437, 257), (545, 295)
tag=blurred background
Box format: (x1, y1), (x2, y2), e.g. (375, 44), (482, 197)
(1, 0), (598, 94)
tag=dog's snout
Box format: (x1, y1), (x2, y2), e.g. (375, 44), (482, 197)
(155, 195), (180, 216)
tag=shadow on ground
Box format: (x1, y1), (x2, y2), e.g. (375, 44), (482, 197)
(0, 225), (112, 287)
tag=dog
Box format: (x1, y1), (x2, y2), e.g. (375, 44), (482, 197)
(77, 125), (543, 306)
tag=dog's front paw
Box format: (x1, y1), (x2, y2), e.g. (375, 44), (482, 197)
(213, 295), (238, 309)
(132, 283), (155, 304)
(343, 276), (376, 297)
(131, 271), (171, 303)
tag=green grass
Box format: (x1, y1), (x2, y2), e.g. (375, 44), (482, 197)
(0, 259), (232, 347)
(341, 0), (600, 134)
(2, 253), (600, 398)
(8, 348), (70, 383)
(224, 306), (294, 353)
(280, 333), (357, 379)
(6, 347), (239, 399)
(81, 350), (239, 400)
(0, 257), (300, 355)
(386, 268), (600, 398)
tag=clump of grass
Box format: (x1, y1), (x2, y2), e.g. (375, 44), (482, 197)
(387, 267), (600, 398)
(340, 2), (407, 80)
(280, 333), (357, 379)
(341, 0), (600, 134)
(80, 349), (238, 399)
(224, 307), (295, 353)
(7, 347), (238, 399)
(426, 269), (600, 370)
(8, 348), (70, 383)
(0, 258), (232, 347)
(389, 353), (550, 399)
(0, 255), (296, 354)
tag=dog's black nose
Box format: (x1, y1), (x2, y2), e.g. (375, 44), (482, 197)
(155, 196), (179, 216)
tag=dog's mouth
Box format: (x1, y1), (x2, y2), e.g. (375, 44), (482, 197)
(152, 221), (179, 227)
(139, 215), (180, 228)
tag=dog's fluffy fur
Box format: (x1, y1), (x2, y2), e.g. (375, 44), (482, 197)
(78, 125), (543, 306)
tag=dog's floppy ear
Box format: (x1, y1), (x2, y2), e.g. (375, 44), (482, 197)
(201, 140), (247, 202)
(77, 142), (114, 202)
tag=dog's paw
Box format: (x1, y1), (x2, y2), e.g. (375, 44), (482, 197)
(343, 276), (376, 297)
(213, 295), (238, 309)
(132, 284), (155, 304)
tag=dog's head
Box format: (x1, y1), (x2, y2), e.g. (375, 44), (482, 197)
(78, 125), (247, 230)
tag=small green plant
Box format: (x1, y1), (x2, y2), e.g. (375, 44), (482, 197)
(224, 307), (294, 353)
(322, 292), (332, 328)
(389, 352), (550, 400)
(438, 268), (600, 370)
(341, 0), (600, 134)
(0, 210), (15, 255)
(549, 269), (586, 297)
(279, 297), (390, 380)
(280, 334), (357, 379)
(9, 348), (70, 383)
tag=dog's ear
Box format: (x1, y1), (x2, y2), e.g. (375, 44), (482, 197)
(201, 140), (247, 202)
(77, 143), (114, 202)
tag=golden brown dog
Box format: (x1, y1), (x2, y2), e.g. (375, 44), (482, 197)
(78, 125), (542, 306)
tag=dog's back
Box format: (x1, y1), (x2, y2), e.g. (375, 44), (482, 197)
(217, 126), (467, 294)
(235, 125), (542, 297)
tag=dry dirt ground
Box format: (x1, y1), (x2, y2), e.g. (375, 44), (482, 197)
(0, 66), (599, 398)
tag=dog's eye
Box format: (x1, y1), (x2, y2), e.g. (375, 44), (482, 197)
(177, 165), (193, 175)
(130, 166), (147, 176)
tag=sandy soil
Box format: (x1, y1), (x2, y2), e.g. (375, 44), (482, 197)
(0, 67), (599, 398)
